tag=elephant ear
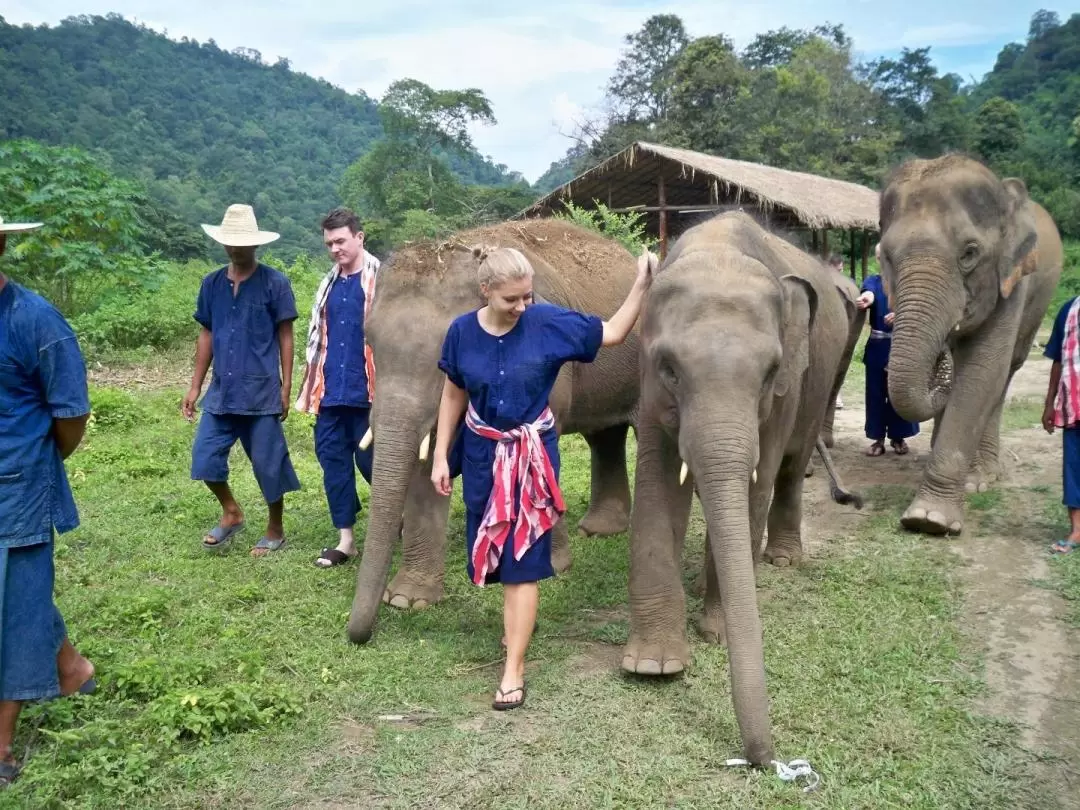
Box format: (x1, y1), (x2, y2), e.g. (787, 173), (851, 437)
(1000, 177), (1039, 299)
(775, 275), (818, 398)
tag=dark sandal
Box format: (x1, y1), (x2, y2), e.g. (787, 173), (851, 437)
(202, 522), (245, 550)
(492, 683), (527, 711)
(891, 440), (909, 455)
(0, 760), (22, 788)
(866, 442), (885, 457)
(1050, 540), (1080, 555)
(314, 548), (354, 568)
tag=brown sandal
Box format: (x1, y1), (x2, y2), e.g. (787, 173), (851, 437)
(866, 441), (885, 457)
(891, 440), (909, 455)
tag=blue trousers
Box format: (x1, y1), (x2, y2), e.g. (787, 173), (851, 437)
(1063, 428), (1080, 509)
(191, 413), (301, 504)
(864, 365), (920, 442)
(0, 541), (65, 702)
(314, 406), (373, 529)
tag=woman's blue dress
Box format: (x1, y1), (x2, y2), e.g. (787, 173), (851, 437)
(439, 303), (603, 584)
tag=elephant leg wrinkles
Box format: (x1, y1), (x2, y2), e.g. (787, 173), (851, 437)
(384, 459), (451, 610)
(624, 421), (693, 675)
(578, 423), (632, 537)
(763, 452), (808, 567)
(903, 329), (1015, 536)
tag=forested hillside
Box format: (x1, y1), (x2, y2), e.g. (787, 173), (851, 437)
(0, 13), (520, 256)
(535, 10), (1080, 236)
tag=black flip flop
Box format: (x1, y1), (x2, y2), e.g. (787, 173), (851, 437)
(314, 548), (354, 568)
(492, 682), (527, 711)
(0, 760), (22, 789)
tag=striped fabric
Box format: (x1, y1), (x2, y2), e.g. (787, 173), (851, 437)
(295, 252), (380, 414)
(465, 403), (565, 586)
(1054, 297), (1080, 429)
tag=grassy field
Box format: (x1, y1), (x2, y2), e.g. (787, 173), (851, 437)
(0, 371), (1054, 810)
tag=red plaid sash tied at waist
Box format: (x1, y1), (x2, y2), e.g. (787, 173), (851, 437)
(465, 402), (565, 586)
(1054, 297), (1080, 429)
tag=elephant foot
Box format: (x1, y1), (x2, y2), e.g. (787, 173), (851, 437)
(551, 542), (572, 575)
(382, 570), (444, 610)
(762, 542), (803, 568)
(821, 431), (835, 450)
(621, 635), (689, 675)
(965, 460), (1001, 494)
(900, 495), (964, 536)
(697, 608), (726, 646)
(577, 505), (630, 537)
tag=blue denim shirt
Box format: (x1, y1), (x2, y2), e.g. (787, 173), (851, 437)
(194, 264), (298, 415)
(0, 281), (90, 548)
(320, 272), (369, 409)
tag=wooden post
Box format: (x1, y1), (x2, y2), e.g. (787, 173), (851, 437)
(848, 230), (856, 280)
(822, 229), (829, 258)
(811, 230), (819, 253)
(861, 230), (871, 281)
(658, 172), (668, 259)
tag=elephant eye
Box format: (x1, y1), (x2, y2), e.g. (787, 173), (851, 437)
(959, 242), (980, 272)
(658, 359), (679, 389)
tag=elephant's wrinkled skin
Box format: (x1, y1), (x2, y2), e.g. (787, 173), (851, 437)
(821, 271), (867, 449)
(346, 219), (641, 644)
(879, 155), (1064, 535)
(623, 212), (859, 766)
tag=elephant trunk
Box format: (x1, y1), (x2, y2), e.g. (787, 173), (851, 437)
(689, 420), (774, 766)
(886, 258), (961, 423)
(347, 422), (418, 644)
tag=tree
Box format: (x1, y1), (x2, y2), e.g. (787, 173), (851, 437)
(742, 23), (850, 69)
(1029, 9), (1061, 41)
(0, 139), (159, 313)
(606, 14), (690, 122)
(974, 97), (1025, 161)
(667, 36), (750, 155)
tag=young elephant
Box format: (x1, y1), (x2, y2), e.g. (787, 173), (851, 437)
(622, 211), (859, 766)
(879, 155), (1063, 535)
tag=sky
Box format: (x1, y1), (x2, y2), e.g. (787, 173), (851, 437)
(4, 2), (1076, 183)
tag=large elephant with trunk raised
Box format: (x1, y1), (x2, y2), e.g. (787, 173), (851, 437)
(879, 154), (1063, 535)
(622, 211), (861, 766)
(346, 219), (641, 644)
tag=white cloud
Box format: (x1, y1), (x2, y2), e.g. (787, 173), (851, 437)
(4, 1), (1073, 181)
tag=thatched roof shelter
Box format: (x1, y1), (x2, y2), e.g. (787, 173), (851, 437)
(516, 141), (882, 276)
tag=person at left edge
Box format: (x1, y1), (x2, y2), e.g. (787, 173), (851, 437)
(0, 213), (96, 789)
(181, 204), (301, 557)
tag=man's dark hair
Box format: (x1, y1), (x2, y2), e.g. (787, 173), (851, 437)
(321, 207), (362, 234)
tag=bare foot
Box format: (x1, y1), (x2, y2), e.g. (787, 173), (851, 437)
(58, 652), (95, 697)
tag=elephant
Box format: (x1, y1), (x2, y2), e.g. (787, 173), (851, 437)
(346, 218), (642, 644)
(879, 154), (1064, 535)
(821, 270), (867, 450)
(622, 210), (862, 766)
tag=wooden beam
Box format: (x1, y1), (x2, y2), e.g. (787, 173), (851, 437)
(608, 204), (727, 214)
(811, 230), (819, 252)
(658, 172), (668, 259)
(849, 230), (856, 280)
(861, 230), (870, 281)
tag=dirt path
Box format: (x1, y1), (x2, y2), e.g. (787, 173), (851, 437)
(806, 354), (1080, 808)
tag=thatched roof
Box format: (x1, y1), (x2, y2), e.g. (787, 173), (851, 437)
(517, 141), (881, 234)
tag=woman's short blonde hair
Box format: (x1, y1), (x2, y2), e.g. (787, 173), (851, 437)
(473, 246), (534, 288)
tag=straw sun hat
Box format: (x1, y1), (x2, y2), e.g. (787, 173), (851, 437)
(200, 204), (280, 247)
(0, 215), (43, 233)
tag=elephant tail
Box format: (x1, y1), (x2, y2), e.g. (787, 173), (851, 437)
(815, 437), (864, 510)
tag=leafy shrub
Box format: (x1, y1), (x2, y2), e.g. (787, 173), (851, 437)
(553, 200), (658, 255)
(87, 386), (148, 432)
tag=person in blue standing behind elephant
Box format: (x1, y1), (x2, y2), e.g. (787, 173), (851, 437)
(857, 243), (919, 456)
(430, 245), (653, 711)
(1041, 293), (1080, 554)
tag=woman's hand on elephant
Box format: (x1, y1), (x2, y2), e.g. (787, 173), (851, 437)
(431, 457), (453, 497)
(636, 249), (658, 286)
(856, 291), (874, 310)
(884, 312), (895, 326)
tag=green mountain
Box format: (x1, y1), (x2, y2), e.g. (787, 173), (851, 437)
(0, 13), (520, 257)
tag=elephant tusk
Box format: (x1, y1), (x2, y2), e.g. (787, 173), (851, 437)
(358, 427), (373, 450)
(679, 461), (689, 485)
(752, 469), (758, 484)
(418, 433), (431, 462)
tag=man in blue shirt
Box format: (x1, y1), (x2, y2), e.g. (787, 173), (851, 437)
(181, 204), (301, 557)
(295, 208), (380, 568)
(857, 243), (920, 456)
(0, 215), (96, 787)
(1041, 295), (1080, 553)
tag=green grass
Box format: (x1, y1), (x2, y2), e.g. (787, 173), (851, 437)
(0, 382), (1044, 809)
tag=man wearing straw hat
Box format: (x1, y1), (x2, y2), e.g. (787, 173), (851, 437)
(0, 214), (96, 788)
(181, 204), (301, 557)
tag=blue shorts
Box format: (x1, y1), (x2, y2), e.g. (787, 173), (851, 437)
(0, 541), (66, 702)
(191, 413), (301, 504)
(1064, 428), (1080, 509)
